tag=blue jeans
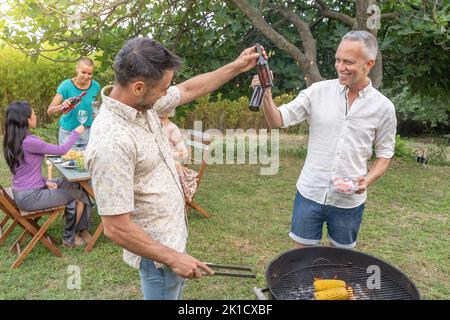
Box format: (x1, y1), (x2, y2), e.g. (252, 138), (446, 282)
(139, 257), (185, 300)
(289, 191), (365, 248)
(59, 126), (90, 149)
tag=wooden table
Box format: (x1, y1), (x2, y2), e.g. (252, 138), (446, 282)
(47, 157), (104, 253)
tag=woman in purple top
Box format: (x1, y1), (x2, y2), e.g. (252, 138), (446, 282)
(2, 101), (92, 247)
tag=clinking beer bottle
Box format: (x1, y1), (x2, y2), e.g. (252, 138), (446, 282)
(249, 86), (265, 112)
(249, 43), (273, 112)
(61, 91), (87, 114)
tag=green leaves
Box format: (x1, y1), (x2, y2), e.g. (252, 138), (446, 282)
(0, 46), (74, 132)
(384, 86), (449, 130)
(0, 0), (448, 135)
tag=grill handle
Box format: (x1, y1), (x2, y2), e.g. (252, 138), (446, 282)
(254, 287), (269, 300)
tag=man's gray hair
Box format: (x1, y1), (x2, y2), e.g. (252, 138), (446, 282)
(342, 30), (378, 60)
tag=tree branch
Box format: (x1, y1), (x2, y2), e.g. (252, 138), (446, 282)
(272, 5), (317, 61)
(313, 0), (356, 27)
(169, 0), (196, 51)
(5, 0), (143, 62)
(381, 12), (399, 20)
(232, 0), (324, 84)
(232, 0), (309, 66)
(310, 16), (325, 30)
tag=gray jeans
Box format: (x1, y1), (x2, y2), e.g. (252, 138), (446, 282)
(59, 126), (91, 149)
(13, 178), (92, 245)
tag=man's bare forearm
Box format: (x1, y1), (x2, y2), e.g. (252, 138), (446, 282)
(102, 216), (179, 267)
(366, 157), (391, 186)
(177, 62), (240, 105)
(261, 89), (283, 128)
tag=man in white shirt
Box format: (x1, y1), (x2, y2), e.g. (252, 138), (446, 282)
(255, 30), (397, 249)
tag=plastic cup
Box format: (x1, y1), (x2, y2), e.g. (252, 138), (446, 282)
(330, 176), (360, 194)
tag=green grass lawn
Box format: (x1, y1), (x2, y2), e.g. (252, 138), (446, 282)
(0, 139), (449, 300)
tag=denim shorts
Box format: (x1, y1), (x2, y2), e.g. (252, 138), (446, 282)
(289, 191), (365, 248)
(139, 257), (185, 300)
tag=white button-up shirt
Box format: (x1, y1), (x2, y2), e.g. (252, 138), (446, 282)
(279, 79), (397, 208)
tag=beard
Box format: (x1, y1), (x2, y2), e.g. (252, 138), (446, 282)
(138, 103), (153, 111)
(137, 97), (155, 111)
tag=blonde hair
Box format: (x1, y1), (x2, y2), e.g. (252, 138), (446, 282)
(77, 57), (94, 67)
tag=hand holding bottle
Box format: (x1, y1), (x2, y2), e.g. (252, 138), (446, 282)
(251, 73), (274, 90)
(249, 84), (265, 112)
(251, 74), (260, 87)
(60, 99), (72, 113)
(249, 55), (274, 110)
(61, 91), (87, 114)
(254, 44), (273, 88)
(248, 44), (273, 111)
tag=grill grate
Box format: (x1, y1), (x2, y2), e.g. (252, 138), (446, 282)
(271, 264), (415, 300)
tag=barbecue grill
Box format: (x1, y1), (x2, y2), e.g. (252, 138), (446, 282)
(254, 247), (420, 300)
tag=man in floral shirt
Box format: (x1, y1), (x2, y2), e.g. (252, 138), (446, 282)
(85, 37), (263, 300)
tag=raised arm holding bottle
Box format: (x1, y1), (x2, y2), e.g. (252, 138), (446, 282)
(249, 43), (273, 111)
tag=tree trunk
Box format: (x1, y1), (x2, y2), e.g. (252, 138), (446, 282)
(233, 0), (383, 88)
(370, 50), (383, 89)
(232, 0), (324, 85)
(356, 0), (383, 89)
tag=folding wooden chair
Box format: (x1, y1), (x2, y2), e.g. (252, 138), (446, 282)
(184, 130), (213, 218)
(0, 202), (16, 246)
(0, 185), (65, 269)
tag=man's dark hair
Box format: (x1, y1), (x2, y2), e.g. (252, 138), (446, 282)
(113, 37), (182, 86)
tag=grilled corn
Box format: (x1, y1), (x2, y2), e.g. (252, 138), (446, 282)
(314, 279), (346, 291)
(314, 287), (349, 300)
(346, 286), (355, 300)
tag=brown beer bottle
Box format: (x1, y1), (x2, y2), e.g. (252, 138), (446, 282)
(249, 44), (273, 111)
(249, 86), (265, 112)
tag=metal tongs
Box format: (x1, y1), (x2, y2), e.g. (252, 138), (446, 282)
(205, 263), (256, 278)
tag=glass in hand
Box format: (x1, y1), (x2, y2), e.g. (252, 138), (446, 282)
(330, 176), (359, 194)
(77, 110), (88, 126)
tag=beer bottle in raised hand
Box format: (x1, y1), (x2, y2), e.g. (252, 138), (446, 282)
(249, 43), (273, 112)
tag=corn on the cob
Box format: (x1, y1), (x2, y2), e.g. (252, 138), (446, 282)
(346, 286), (355, 300)
(314, 287), (349, 300)
(314, 279), (346, 291)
